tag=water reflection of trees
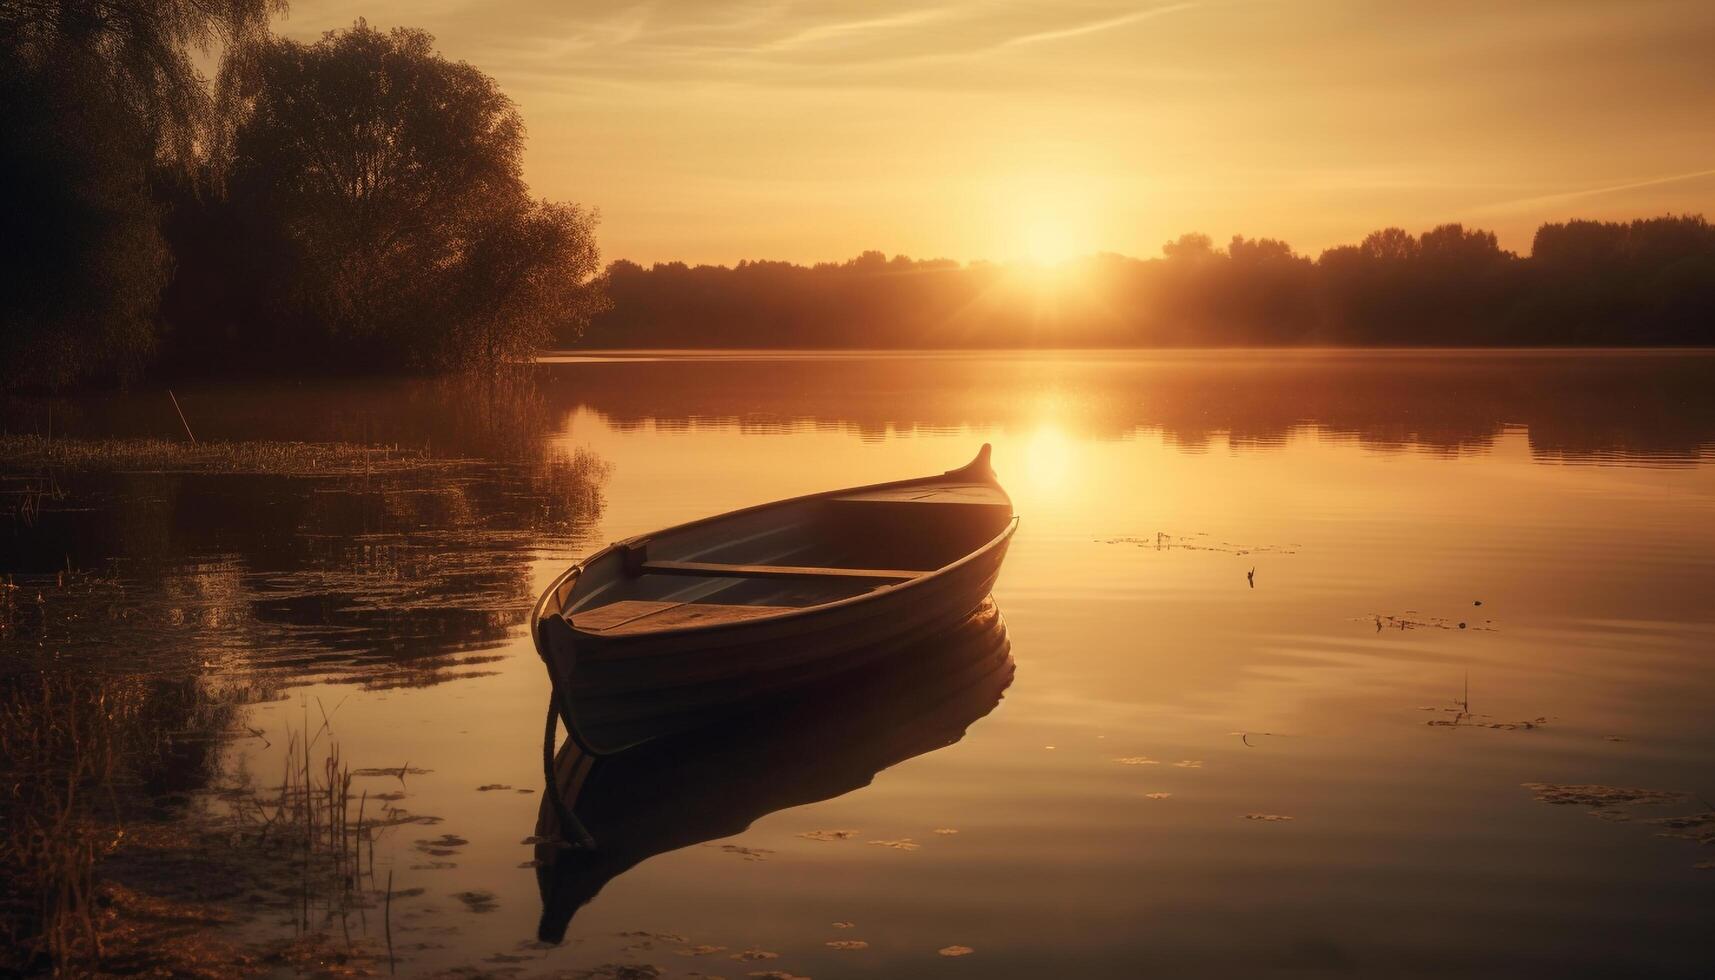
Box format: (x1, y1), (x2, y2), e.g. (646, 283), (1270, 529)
(2, 376), (611, 689)
(549, 353), (1715, 463)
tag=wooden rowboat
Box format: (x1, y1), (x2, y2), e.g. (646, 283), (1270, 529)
(532, 444), (1016, 755)
(533, 599), (1014, 941)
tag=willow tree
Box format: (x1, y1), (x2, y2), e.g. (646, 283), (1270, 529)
(211, 21), (605, 371)
(0, 0), (281, 389)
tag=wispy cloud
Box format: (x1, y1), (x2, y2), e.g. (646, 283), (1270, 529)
(761, 9), (956, 52)
(998, 2), (1198, 48)
(1469, 167), (1715, 215)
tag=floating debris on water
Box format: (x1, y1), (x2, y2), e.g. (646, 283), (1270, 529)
(1229, 731), (1286, 746)
(352, 765), (433, 778)
(1366, 613), (1495, 632)
(1145, 792), (1173, 800)
(1103, 533), (1297, 557)
(476, 783), (513, 791)
(415, 833), (469, 856)
(1646, 811), (1715, 845)
(1113, 756), (1158, 766)
(933, 828), (959, 835)
(729, 947), (780, 961)
(825, 940), (869, 950)
(867, 838), (921, 851)
(1604, 735), (1630, 742)
(452, 889), (498, 913)
(1244, 813), (1294, 822)
(618, 931), (688, 952)
(939, 945), (975, 957)
(1428, 714), (1547, 730)
(831, 921), (855, 929)
(1521, 783), (1686, 808)
(1524, 786), (1714, 868)
(707, 843), (774, 861)
(745, 972), (809, 980)
(572, 965), (663, 980)
(1173, 760), (1204, 768)
(679, 944), (729, 956)
(797, 829), (859, 842)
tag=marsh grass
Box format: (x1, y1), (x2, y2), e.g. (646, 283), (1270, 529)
(0, 433), (468, 477)
(0, 667), (249, 974)
(0, 670), (413, 976)
(0, 671), (139, 971)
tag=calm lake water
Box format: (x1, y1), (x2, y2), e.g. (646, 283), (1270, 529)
(6, 351), (1715, 978)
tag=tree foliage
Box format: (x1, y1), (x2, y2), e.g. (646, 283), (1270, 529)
(0, 0), (279, 389)
(581, 216), (1715, 349)
(165, 21), (604, 372)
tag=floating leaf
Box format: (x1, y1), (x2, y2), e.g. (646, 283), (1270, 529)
(939, 945), (975, 957)
(797, 829), (858, 842)
(679, 945), (728, 956)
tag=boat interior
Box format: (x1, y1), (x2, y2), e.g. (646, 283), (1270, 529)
(558, 479), (1013, 636)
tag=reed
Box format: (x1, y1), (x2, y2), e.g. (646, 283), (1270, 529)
(0, 668), (391, 975)
(0, 671), (145, 973)
(0, 432), (467, 477)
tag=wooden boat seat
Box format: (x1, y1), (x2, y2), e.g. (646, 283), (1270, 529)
(573, 599), (798, 635)
(638, 559), (923, 582)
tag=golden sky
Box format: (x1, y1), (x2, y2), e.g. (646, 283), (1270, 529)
(280, 1), (1715, 266)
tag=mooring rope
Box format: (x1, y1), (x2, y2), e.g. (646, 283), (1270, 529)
(542, 697), (598, 850)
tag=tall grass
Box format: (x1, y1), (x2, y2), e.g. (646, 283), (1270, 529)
(0, 672), (389, 976)
(0, 672), (145, 972)
(0, 433), (465, 476)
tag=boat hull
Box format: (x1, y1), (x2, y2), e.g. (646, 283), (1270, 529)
(532, 445), (1017, 754)
(541, 527), (1011, 752)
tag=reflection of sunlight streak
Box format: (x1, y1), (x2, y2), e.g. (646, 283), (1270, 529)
(1020, 422), (1074, 498)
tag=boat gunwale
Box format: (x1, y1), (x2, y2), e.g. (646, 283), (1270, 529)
(530, 449), (1014, 645)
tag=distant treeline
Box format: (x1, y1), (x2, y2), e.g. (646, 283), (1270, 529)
(2, 3), (604, 391)
(581, 215), (1715, 348)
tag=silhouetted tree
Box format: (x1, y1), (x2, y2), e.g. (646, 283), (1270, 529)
(577, 215), (1713, 350)
(179, 21), (603, 371)
(0, 0), (279, 390)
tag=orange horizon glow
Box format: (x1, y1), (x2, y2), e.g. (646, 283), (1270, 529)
(275, 1), (1715, 267)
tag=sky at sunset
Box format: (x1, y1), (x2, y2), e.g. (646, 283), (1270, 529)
(278, 0), (1715, 266)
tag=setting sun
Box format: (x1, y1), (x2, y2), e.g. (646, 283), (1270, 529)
(994, 173), (1099, 266)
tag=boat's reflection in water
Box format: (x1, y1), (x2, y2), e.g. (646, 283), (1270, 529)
(532, 598), (1015, 943)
